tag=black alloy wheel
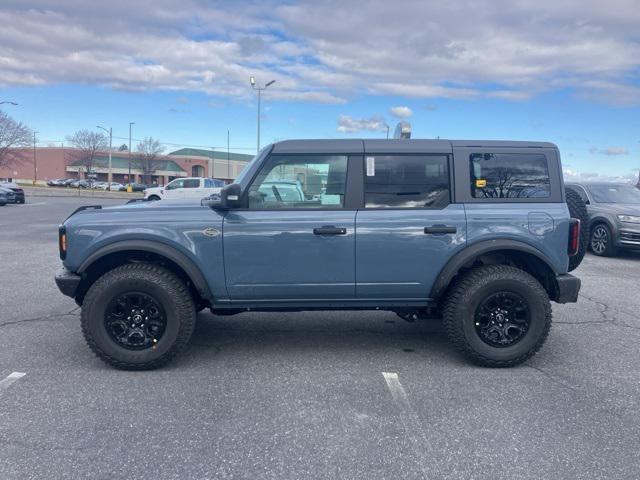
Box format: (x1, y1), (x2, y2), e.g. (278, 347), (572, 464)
(474, 291), (530, 347)
(104, 292), (167, 350)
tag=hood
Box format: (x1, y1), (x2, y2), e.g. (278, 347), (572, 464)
(593, 203), (640, 216)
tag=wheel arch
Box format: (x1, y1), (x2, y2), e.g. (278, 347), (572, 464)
(76, 240), (212, 304)
(430, 240), (560, 302)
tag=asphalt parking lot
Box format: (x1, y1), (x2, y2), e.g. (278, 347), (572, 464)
(1, 197), (639, 479)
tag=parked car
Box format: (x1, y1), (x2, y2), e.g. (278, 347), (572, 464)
(0, 181), (25, 204)
(92, 181), (108, 189)
(0, 185), (17, 204)
(96, 182), (124, 191)
(143, 177), (224, 200)
(566, 182), (640, 256)
(119, 182), (148, 192)
(47, 178), (66, 186)
(56, 136), (584, 371)
(0, 189), (7, 206)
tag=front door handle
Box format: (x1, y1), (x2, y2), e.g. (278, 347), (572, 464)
(424, 225), (457, 235)
(313, 225), (347, 235)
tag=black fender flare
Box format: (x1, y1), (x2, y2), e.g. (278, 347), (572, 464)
(429, 239), (559, 300)
(77, 240), (212, 300)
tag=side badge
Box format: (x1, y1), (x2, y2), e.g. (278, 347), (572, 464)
(203, 227), (220, 237)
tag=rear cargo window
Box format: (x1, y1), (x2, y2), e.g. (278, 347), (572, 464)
(364, 155), (449, 208)
(470, 153), (550, 199)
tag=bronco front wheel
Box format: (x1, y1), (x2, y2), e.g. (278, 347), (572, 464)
(81, 263), (196, 370)
(442, 265), (552, 367)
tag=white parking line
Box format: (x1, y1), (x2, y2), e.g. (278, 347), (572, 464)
(382, 372), (435, 479)
(21, 202), (47, 206)
(0, 372), (26, 392)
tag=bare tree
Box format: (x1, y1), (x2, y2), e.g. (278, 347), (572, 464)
(133, 137), (165, 184)
(65, 129), (108, 177)
(0, 110), (32, 169)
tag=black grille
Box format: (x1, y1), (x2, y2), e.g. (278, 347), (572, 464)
(620, 231), (640, 242)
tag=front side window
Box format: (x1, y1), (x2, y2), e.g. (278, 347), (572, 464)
(364, 155), (449, 208)
(470, 153), (550, 199)
(166, 179), (184, 190)
(247, 154), (348, 209)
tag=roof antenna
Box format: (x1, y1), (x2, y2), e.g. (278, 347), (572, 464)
(393, 121), (411, 139)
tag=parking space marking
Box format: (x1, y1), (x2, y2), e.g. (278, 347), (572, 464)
(382, 372), (434, 479)
(0, 372), (26, 392)
(21, 202), (47, 206)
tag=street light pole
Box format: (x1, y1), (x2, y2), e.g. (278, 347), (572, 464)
(33, 131), (38, 185)
(0, 101), (18, 106)
(128, 122), (135, 182)
(97, 126), (113, 190)
(250, 77), (276, 153)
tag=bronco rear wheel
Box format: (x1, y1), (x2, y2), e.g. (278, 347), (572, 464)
(81, 263), (196, 370)
(442, 265), (552, 367)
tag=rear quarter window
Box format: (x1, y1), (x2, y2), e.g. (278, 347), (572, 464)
(470, 153), (550, 199)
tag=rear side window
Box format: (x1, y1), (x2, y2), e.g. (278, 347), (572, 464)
(364, 155), (450, 208)
(470, 153), (550, 199)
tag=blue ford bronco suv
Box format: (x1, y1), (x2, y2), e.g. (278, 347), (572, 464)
(55, 138), (586, 370)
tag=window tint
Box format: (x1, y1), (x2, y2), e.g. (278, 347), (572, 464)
(364, 155), (449, 208)
(248, 154), (348, 209)
(183, 179), (200, 188)
(470, 153), (550, 199)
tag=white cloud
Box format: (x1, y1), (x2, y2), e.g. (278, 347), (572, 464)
(337, 114), (387, 133)
(0, 1), (639, 105)
(390, 106), (413, 119)
(564, 168), (637, 183)
(589, 147), (629, 156)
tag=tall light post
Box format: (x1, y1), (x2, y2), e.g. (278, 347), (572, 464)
(128, 122), (135, 182)
(0, 101), (18, 106)
(250, 76), (275, 153)
(33, 131), (38, 185)
(97, 125), (113, 190)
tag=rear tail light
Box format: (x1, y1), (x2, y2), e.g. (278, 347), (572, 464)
(568, 219), (580, 256)
(59, 225), (67, 260)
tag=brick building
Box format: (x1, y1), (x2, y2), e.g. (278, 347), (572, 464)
(0, 147), (253, 186)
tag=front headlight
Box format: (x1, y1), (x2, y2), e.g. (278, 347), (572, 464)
(617, 214), (640, 224)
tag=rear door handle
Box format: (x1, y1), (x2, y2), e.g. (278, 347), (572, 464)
(424, 225), (457, 235)
(313, 225), (347, 235)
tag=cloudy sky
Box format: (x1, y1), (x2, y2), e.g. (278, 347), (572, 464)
(1, 0), (639, 178)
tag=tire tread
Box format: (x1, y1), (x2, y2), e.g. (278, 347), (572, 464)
(442, 265), (552, 368)
(81, 263), (195, 370)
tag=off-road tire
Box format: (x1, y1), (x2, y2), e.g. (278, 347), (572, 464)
(442, 265), (552, 367)
(81, 263), (196, 370)
(566, 189), (588, 271)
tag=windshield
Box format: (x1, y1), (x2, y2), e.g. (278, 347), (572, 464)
(588, 185), (640, 204)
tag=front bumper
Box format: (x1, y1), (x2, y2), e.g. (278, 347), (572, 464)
(618, 227), (640, 249)
(55, 267), (82, 298)
(555, 273), (581, 304)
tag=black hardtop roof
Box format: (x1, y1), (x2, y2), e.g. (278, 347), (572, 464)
(270, 138), (557, 154)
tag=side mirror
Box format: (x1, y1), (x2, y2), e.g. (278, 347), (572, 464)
(201, 184), (242, 210)
(222, 183), (242, 209)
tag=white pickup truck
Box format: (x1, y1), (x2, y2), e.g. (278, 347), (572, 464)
(143, 177), (225, 201)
